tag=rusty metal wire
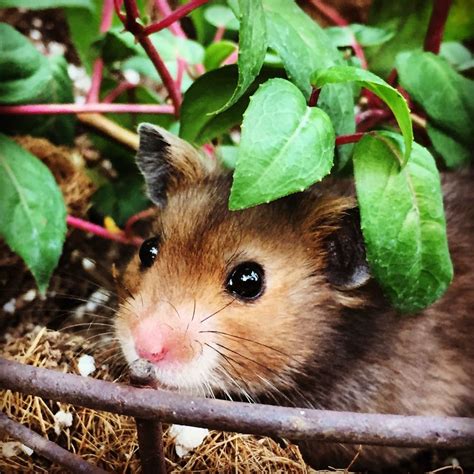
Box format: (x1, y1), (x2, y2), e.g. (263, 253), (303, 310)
(1, 357), (474, 453)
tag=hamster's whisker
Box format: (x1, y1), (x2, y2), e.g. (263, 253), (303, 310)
(199, 330), (291, 358)
(160, 299), (181, 320)
(204, 343), (255, 400)
(200, 298), (235, 324)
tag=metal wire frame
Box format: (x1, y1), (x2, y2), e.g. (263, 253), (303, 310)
(1, 357), (473, 473)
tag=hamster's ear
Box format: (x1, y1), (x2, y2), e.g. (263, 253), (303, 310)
(136, 123), (213, 206)
(324, 207), (370, 290)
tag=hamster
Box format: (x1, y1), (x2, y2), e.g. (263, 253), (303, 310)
(115, 123), (474, 470)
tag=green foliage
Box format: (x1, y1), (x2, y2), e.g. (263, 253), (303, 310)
(326, 24), (394, 48)
(0, 23), (75, 144)
(367, 0), (474, 77)
(2, 0), (469, 309)
(0, 0), (92, 7)
(354, 132), (453, 312)
(262, 0), (355, 168)
(216, 0), (267, 112)
(204, 41), (237, 70)
(229, 79), (335, 209)
(0, 134), (67, 294)
(92, 175), (150, 227)
(311, 65), (413, 163)
(396, 51), (474, 167)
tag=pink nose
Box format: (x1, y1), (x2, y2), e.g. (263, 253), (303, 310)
(133, 317), (167, 364)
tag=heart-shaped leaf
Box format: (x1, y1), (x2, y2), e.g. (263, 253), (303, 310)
(312, 65), (413, 164)
(229, 78), (335, 210)
(0, 134), (67, 294)
(354, 131), (452, 313)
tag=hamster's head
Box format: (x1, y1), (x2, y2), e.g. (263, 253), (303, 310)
(115, 124), (370, 403)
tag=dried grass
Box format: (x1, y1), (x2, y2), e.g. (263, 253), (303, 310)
(0, 326), (312, 473)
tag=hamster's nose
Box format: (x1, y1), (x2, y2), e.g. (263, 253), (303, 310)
(133, 317), (167, 364)
(132, 316), (196, 365)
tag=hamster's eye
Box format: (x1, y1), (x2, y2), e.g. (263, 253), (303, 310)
(225, 262), (265, 300)
(139, 237), (160, 268)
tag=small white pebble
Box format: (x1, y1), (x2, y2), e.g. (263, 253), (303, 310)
(123, 68), (140, 85)
(54, 410), (73, 435)
(78, 354), (96, 377)
(29, 29), (42, 41)
(32, 18), (43, 28)
(22, 289), (37, 302)
(81, 258), (96, 271)
(2, 298), (16, 315)
(169, 425), (209, 458)
(21, 444), (34, 456)
(48, 41), (66, 56)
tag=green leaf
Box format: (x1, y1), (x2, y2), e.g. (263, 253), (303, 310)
(204, 5), (240, 30)
(367, 0), (474, 77)
(0, 24), (75, 144)
(326, 24), (394, 48)
(229, 78), (335, 210)
(353, 132), (453, 313)
(312, 65), (413, 164)
(262, 0), (354, 169)
(217, 145), (239, 170)
(204, 41), (237, 71)
(396, 51), (474, 150)
(440, 42), (473, 71)
(0, 134), (67, 294)
(96, 29), (142, 64)
(92, 175), (150, 226)
(180, 65), (248, 145)
(0, 0), (92, 7)
(216, 0), (267, 113)
(427, 125), (471, 168)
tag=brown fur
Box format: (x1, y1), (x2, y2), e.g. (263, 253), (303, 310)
(117, 129), (474, 471)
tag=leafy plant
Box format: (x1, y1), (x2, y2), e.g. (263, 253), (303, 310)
(0, 0), (472, 312)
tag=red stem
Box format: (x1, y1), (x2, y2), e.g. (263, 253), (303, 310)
(213, 25), (226, 42)
(308, 0), (367, 69)
(308, 87), (321, 107)
(424, 0), (453, 54)
(0, 103), (175, 114)
(102, 82), (138, 103)
(144, 0), (210, 36)
(86, 0), (115, 103)
(67, 215), (143, 246)
(124, 208), (156, 237)
(155, 0), (187, 38)
(335, 132), (366, 146)
(86, 59), (104, 103)
(116, 0), (182, 116)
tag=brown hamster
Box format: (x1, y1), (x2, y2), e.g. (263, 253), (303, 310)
(115, 124), (474, 470)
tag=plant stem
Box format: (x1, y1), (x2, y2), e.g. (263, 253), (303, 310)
(424, 0), (453, 54)
(308, 87), (321, 107)
(102, 82), (138, 103)
(86, 59), (104, 103)
(116, 0), (182, 116)
(124, 208), (156, 237)
(145, 0), (210, 35)
(67, 215), (143, 246)
(155, 0), (187, 38)
(308, 0), (367, 68)
(86, 0), (115, 103)
(77, 113), (139, 150)
(213, 25), (226, 42)
(335, 132), (366, 145)
(0, 104), (174, 114)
